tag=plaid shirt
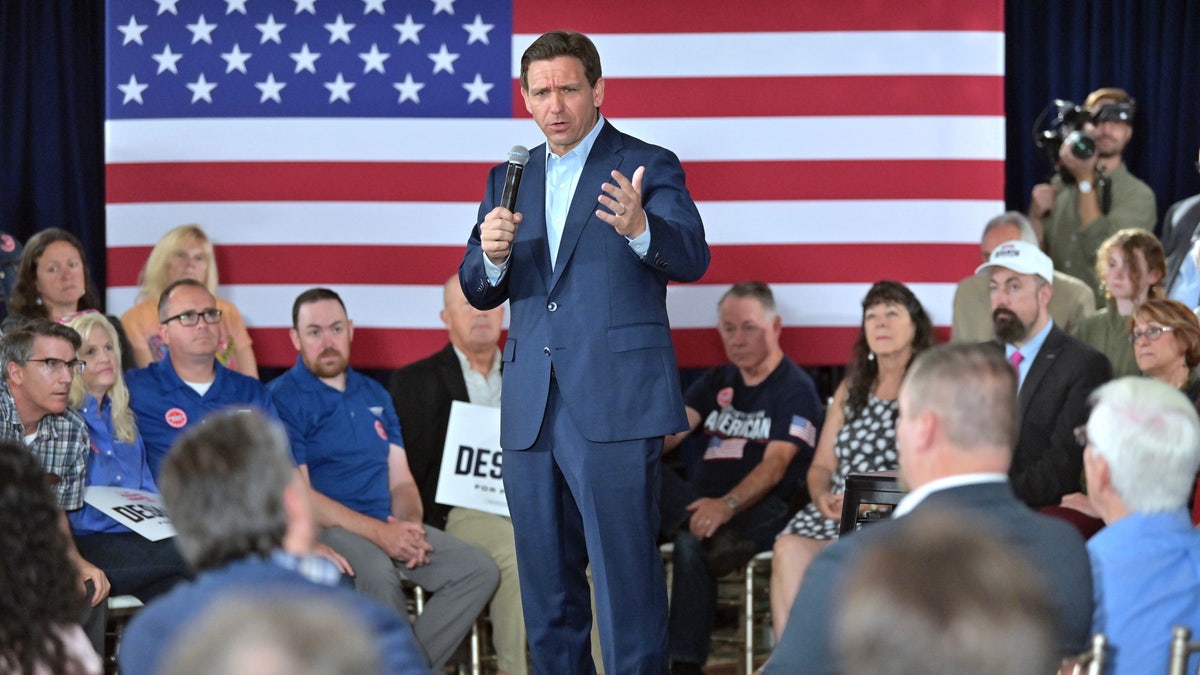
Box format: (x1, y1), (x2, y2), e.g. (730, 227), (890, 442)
(0, 381), (90, 510)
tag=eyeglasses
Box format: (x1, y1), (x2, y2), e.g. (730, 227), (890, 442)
(25, 358), (85, 375)
(1073, 425), (1089, 448)
(1128, 325), (1176, 344)
(161, 309), (223, 327)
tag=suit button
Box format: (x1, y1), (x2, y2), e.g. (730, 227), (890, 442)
(547, 301), (558, 312)
(544, 347), (551, 356)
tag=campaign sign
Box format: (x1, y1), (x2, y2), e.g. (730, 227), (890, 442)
(83, 486), (176, 541)
(435, 401), (507, 517)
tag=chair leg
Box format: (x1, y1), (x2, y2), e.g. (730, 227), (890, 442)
(744, 559), (755, 675)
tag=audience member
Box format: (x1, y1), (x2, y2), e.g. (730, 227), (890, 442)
(0, 231), (24, 322)
(269, 288), (498, 670)
(978, 240), (1111, 506)
(4, 228), (134, 366)
(952, 211), (1095, 342)
(771, 280), (934, 638)
(0, 439), (101, 675)
(1082, 377), (1200, 674)
(125, 278), (276, 478)
(1163, 146), (1200, 308)
(64, 312), (189, 605)
(163, 597), (382, 675)
(1030, 87), (1156, 305)
(763, 343), (1093, 674)
(834, 511), (1058, 675)
(0, 320), (110, 647)
(389, 276), (527, 675)
(120, 224), (257, 377)
(118, 410), (428, 675)
(658, 281), (823, 674)
(1071, 229), (1165, 376)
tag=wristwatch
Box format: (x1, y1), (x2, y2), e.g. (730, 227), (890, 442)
(723, 495), (740, 512)
(1078, 180), (1093, 194)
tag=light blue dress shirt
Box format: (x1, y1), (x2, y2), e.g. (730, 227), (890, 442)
(1005, 319), (1054, 391)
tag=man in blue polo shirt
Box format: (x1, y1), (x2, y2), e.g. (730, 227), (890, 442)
(126, 279), (278, 479)
(268, 288), (498, 670)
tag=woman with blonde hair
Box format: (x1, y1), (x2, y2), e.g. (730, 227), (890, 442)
(64, 311), (190, 605)
(119, 225), (258, 377)
(1071, 229), (1165, 376)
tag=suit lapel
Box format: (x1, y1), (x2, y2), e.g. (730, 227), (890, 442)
(549, 122), (623, 293)
(1018, 325), (1064, 417)
(437, 344), (470, 403)
(520, 147), (553, 290)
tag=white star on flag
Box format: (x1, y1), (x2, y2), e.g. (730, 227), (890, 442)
(392, 73), (424, 103)
(155, 0), (180, 16)
(363, 0), (387, 14)
(359, 44), (390, 74)
(186, 73), (217, 103)
(186, 15), (217, 45)
(393, 14), (424, 45)
(152, 44), (183, 74)
(325, 14), (355, 44)
(290, 43), (320, 73)
(324, 72), (355, 103)
(293, 0), (317, 14)
(116, 16), (149, 46)
(221, 44), (252, 74)
(427, 43), (459, 74)
(462, 73), (493, 103)
(224, 0), (249, 15)
(117, 74), (148, 104)
(462, 14), (493, 45)
(255, 73), (287, 103)
(431, 0), (455, 16)
(256, 14), (286, 44)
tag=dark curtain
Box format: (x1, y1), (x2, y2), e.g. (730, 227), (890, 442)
(1006, 0), (1200, 232)
(2, 1), (1200, 302)
(0, 1), (106, 301)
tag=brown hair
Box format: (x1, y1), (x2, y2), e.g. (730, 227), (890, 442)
(1131, 299), (1200, 368)
(1095, 229), (1165, 300)
(9, 229), (101, 319)
(520, 31), (602, 91)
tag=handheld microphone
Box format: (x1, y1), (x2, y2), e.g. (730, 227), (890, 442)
(500, 145), (530, 212)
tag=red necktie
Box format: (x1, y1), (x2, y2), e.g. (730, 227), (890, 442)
(1009, 350), (1024, 371)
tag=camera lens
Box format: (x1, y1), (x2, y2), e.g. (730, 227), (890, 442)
(1064, 130), (1096, 160)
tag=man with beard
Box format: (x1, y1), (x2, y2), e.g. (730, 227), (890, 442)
(268, 288), (499, 671)
(1030, 87), (1156, 306)
(127, 279), (278, 480)
(977, 241), (1111, 508)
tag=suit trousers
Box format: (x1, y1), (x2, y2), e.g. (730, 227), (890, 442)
(446, 507), (528, 675)
(504, 377), (669, 675)
(320, 524), (499, 669)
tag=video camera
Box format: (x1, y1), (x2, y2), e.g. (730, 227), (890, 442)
(1032, 98), (1136, 170)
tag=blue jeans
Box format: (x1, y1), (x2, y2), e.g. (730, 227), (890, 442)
(73, 531), (191, 602)
(661, 468), (791, 665)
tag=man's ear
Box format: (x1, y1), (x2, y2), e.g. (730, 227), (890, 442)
(289, 327), (301, 352)
(6, 361), (22, 387)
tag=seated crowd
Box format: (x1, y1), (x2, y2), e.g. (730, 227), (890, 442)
(5, 96), (1200, 672)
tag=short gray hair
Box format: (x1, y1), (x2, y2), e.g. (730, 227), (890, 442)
(0, 319), (82, 382)
(901, 343), (1017, 452)
(159, 409), (295, 571)
(717, 280), (776, 315)
(1086, 377), (1200, 513)
(982, 211), (1038, 246)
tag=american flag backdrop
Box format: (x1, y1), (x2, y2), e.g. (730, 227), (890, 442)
(104, 0), (1005, 370)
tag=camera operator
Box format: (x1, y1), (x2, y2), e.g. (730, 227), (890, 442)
(1030, 87), (1156, 307)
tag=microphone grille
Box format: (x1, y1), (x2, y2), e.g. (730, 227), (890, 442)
(508, 145), (530, 166)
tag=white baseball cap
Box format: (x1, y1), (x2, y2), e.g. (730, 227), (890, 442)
(975, 240), (1054, 285)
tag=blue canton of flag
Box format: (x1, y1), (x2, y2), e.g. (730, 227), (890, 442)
(106, 0), (513, 119)
(788, 415), (817, 448)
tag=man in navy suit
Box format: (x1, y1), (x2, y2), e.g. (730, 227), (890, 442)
(460, 30), (709, 675)
(763, 343), (1093, 674)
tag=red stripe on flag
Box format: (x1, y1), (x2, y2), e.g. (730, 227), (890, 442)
(515, 0), (1004, 33)
(516, 76), (1004, 118)
(673, 325), (952, 369)
(107, 243), (979, 287)
(106, 159), (1003, 204)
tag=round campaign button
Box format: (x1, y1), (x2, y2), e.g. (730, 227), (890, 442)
(374, 419), (387, 440)
(165, 408), (188, 429)
(717, 387), (734, 408)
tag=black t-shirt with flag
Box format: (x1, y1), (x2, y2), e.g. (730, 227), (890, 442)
(686, 355), (824, 503)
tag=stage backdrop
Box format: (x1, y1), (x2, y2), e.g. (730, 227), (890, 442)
(104, 0), (1004, 369)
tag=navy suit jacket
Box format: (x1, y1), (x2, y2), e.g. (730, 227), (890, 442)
(460, 121), (709, 449)
(763, 482), (1095, 674)
(1009, 325), (1111, 506)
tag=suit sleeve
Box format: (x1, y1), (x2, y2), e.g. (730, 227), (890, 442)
(638, 147), (710, 283)
(763, 540), (850, 675)
(460, 164), (511, 311)
(1011, 349), (1112, 506)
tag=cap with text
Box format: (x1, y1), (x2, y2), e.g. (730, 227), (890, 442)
(975, 240), (1054, 285)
